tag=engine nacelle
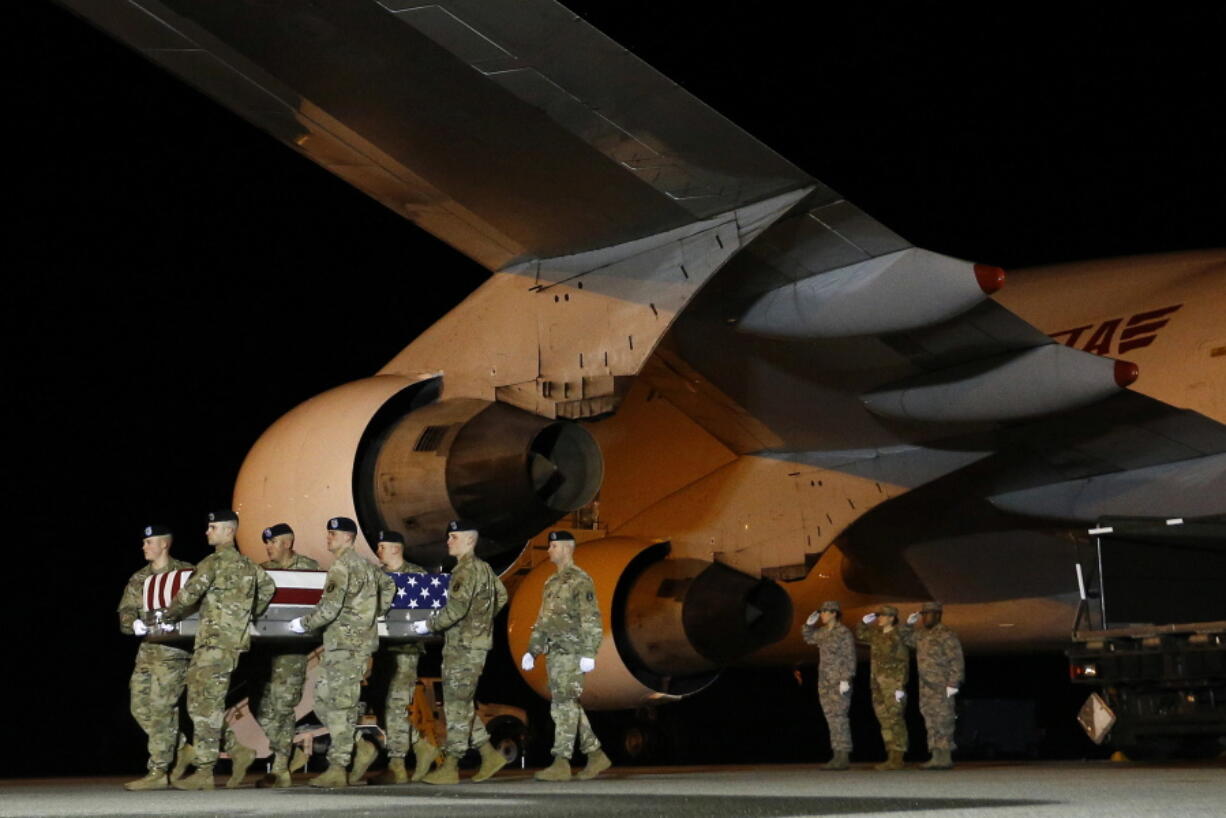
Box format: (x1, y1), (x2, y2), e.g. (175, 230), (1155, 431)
(233, 376), (603, 568)
(508, 537), (792, 710)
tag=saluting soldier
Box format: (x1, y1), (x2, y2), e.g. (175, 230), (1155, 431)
(802, 600), (856, 771)
(118, 524), (194, 791)
(371, 530), (439, 785)
(521, 531), (611, 781)
(225, 523), (321, 788)
(904, 601), (964, 770)
(162, 510), (276, 791)
(854, 604), (911, 771)
(288, 517), (391, 789)
(411, 520), (509, 785)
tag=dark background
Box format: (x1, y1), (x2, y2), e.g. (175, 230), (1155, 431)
(5, 2), (1224, 775)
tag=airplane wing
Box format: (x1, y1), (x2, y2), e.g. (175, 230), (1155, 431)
(57, 0), (818, 270)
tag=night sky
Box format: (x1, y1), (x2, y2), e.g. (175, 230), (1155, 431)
(7, 2), (1224, 775)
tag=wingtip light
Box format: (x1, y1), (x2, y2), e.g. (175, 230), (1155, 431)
(973, 264), (1007, 294)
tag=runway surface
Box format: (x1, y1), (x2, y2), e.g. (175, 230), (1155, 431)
(3, 762), (1223, 818)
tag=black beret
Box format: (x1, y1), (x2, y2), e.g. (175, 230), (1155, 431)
(262, 523), (294, 542)
(547, 530), (575, 543)
(328, 516), (358, 533)
(143, 524), (172, 538)
(447, 519), (479, 534)
(208, 510), (239, 523)
(377, 530), (405, 545)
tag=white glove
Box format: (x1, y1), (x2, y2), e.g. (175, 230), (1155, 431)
(894, 689), (905, 702)
(946, 686), (959, 698)
(521, 652), (535, 671)
(288, 617), (307, 634)
(579, 657), (596, 673)
(411, 620), (431, 636)
(838, 680), (850, 694)
(862, 613), (877, 625)
(805, 610), (820, 626)
(906, 612), (921, 625)
(132, 619), (148, 636)
(158, 621), (177, 633)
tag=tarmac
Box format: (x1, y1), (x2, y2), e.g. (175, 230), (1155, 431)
(2, 762), (1223, 818)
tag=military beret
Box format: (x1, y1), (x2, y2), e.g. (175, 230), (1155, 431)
(819, 600), (841, 612)
(328, 516), (358, 533)
(921, 601), (943, 612)
(262, 523), (293, 542)
(377, 530), (405, 545)
(447, 519), (479, 534)
(208, 510), (238, 523)
(143, 524), (172, 538)
(548, 530), (576, 543)
(876, 604), (899, 617)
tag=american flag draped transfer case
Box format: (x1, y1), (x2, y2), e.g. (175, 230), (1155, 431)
(140, 569), (446, 642)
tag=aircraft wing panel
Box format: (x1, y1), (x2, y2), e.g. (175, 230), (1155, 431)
(56, 0), (817, 269)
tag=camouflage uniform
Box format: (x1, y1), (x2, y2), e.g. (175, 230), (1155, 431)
(226, 552), (320, 768)
(854, 620), (911, 753)
(528, 563), (603, 759)
(373, 561), (427, 760)
(301, 547), (392, 768)
(904, 623), (964, 752)
(164, 546), (276, 767)
(427, 550), (508, 757)
(118, 558), (194, 773)
(802, 617), (856, 752)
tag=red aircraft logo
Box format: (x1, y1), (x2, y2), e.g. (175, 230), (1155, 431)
(1049, 304), (1182, 356)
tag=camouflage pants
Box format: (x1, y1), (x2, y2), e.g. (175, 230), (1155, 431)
(375, 651), (422, 758)
(440, 644), (491, 756)
(817, 677), (852, 752)
(546, 653), (601, 759)
(129, 645), (190, 772)
(869, 675), (908, 752)
(315, 648), (368, 768)
(918, 679), (957, 751)
(185, 646), (241, 766)
(256, 652), (310, 763)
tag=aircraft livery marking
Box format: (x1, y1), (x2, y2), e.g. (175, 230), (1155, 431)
(1049, 304), (1182, 356)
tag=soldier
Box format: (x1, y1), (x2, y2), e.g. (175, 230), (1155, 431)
(226, 523), (320, 789)
(118, 524), (194, 791)
(904, 601), (964, 770)
(370, 530), (439, 785)
(520, 531), (611, 782)
(801, 600), (855, 770)
(411, 520), (509, 785)
(854, 604), (911, 770)
(288, 517), (391, 789)
(161, 510), (276, 791)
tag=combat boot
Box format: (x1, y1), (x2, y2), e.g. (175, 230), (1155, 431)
(534, 756), (572, 782)
(411, 739), (439, 782)
(471, 741), (508, 782)
(308, 764), (350, 789)
(575, 749), (612, 781)
(874, 750), (905, 771)
(288, 746), (307, 773)
(256, 770), (293, 788)
(373, 758), (408, 785)
(170, 744), (194, 782)
(225, 743), (256, 788)
(823, 750), (850, 771)
(123, 771), (169, 791)
(920, 749), (953, 770)
(172, 765), (216, 790)
(348, 737), (377, 785)
(422, 755), (459, 785)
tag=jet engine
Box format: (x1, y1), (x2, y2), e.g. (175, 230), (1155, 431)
(508, 537), (793, 710)
(232, 376), (603, 567)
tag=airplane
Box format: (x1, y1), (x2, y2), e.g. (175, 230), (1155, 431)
(53, 1), (1224, 714)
